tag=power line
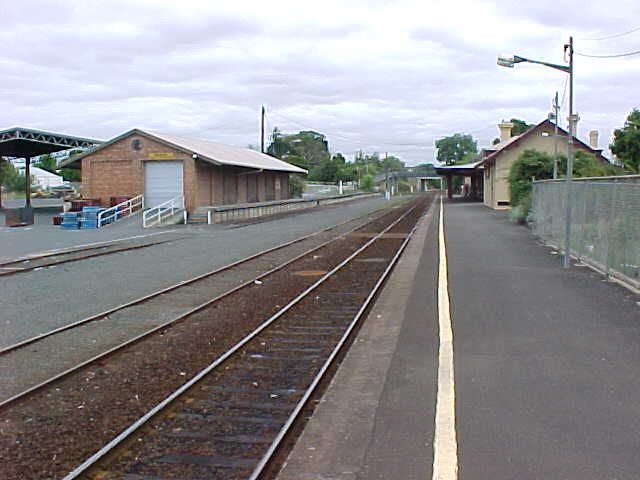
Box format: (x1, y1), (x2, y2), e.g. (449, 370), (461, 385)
(560, 75), (568, 110)
(581, 25), (640, 41)
(576, 49), (640, 58)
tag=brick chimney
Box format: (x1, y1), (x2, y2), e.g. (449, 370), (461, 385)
(498, 121), (514, 143)
(589, 130), (599, 149)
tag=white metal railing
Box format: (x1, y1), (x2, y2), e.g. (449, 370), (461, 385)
(97, 195), (144, 227)
(142, 195), (185, 228)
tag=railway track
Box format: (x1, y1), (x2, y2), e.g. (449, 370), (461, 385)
(0, 195), (432, 480)
(0, 231), (184, 277)
(64, 196), (431, 480)
(0, 202), (408, 407)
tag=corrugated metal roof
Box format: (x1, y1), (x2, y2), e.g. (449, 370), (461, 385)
(58, 129), (307, 174)
(149, 131), (306, 173)
(434, 159), (484, 171)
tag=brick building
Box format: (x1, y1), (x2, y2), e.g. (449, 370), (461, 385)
(60, 129), (306, 212)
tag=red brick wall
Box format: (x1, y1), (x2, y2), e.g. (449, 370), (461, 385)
(81, 133), (196, 211)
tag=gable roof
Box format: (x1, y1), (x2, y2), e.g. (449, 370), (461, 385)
(59, 129), (307, 174)
(480, 119), (609, 167)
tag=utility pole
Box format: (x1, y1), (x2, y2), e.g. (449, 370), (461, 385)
(563, 36), (575, 269)
(552, 91), (559, 179)
(260, 105), (265, 153)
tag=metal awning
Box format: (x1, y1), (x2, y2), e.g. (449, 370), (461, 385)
(0, 127), (102, 212)
(0, 127), (101, 157)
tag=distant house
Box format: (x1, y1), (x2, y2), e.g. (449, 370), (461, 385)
(58, 129), (307, 212)
(480, 120), (609, 209)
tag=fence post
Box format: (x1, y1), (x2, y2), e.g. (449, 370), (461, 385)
(604, 182), (618, 279)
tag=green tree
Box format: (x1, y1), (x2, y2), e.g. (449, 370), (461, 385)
(360, 174), (374, 192)
(353, 152), (380, 176)
(1, 160), (29, 194)
(435, 133), (477, 165)
(267, 128), (330, 170)
(315, 157), (339, 182)
(380, 154), (405, 171)
(60, 168), (81, 182)
(34, 153), (57, 172)
(610, 108), (640, 173)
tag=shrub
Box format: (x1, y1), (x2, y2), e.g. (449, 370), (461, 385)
(509, 191), (532, 224)
(360, 174), (374, 192)
(289, 174), (305, 198)
(508, 150), (554, 208)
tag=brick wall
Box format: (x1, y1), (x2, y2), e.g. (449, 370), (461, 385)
(81, 133), (196, 210)
(81, 131), (294, 212)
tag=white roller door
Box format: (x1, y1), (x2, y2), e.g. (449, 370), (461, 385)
(144, 161), (183, 208)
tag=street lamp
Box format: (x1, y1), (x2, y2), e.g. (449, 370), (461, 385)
(497, 37), (575, 269)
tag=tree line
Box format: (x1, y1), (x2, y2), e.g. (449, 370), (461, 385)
(266, 127), (405, 184)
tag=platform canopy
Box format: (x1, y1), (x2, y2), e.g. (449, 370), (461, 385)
(0, 126), (102, 210)
(0, 126), (101, 157)
(435, 160), (484, 200)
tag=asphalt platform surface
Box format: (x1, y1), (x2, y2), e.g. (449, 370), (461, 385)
(278, 199), (640, 480)
(0, 196), (390, 349)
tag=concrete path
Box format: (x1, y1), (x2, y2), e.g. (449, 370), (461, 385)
(277, 199), (640, 480)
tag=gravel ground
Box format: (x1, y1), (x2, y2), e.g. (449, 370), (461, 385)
(0, 196), (392, 352)
(0, 198), (425, 480)
(0, 210), (391, 402)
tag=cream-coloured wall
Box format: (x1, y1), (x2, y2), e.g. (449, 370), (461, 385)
(486, 124), (594, 209)
(483, 168), (493, 208)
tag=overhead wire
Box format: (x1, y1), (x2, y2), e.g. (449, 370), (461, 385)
(581, 25), (640, 41)
(576, 49), (640, 58)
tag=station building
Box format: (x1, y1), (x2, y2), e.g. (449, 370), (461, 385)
(60, 129), (307, 212)
(436, 119), (610, 209)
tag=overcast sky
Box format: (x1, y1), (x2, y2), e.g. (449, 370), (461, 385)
(1, 0), (639, 165)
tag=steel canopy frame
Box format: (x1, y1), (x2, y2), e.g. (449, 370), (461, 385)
(0, 126), (101, 209)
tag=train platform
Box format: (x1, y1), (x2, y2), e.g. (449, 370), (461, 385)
(277, 199), (640, 479)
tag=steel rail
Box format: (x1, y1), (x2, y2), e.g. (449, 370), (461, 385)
(62, 199), (422, 480)
(0, 236), (183, 277)
(0, 203), (397, 357)
(0, 202), (409, 410)
(0, 230), (178, 267)
(249, 197), (434, 480)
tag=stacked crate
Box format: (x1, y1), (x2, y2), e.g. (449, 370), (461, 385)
(60, 212), (81, 229)
(80, 206), (103, 229)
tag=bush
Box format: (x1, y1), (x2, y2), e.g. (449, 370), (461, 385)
(509, 191), (532, 224)
(508, 150), (554, 208)
(360, 174), (374, 192)
(289, 174), (305, 198)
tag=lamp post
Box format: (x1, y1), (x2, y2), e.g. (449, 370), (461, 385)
(548, 91), (560, 180)
(497, 37), (574, 269)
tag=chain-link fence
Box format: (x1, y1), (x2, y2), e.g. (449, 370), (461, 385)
(531, 179), (640, 290)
